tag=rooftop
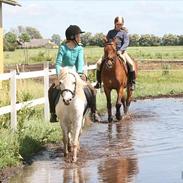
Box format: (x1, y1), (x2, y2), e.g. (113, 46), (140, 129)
(0, 0), (21, 6)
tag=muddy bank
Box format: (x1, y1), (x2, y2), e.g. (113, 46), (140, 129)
(4, 60), (183, 73)
(0, 166), (23, 183)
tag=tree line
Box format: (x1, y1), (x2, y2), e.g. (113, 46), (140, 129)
(3, 26), (183, 51)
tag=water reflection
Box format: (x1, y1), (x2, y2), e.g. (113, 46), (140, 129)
(98, 121), (138, 183)
(10, 161), (90, 183)
(98, 158), (137, 183)
(63, 167), (89, 183)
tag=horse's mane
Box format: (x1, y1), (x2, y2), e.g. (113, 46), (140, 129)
(58, 67), (87, 95)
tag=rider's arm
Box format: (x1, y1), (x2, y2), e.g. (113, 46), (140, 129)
(119, 31), (129, 52)
(76, 46), (84, 74)
(55, 45), (64, 75)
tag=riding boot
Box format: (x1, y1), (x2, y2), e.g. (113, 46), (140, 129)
(129, 71), (136, 91)
(91, 95), (101, 122)
(50, 113), (58, 122)
(94, 70), (101, 89)
(48, 83), (59, 122)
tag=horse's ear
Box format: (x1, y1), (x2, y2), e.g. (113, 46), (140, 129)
(103, 36), (108, 43)
(113, 37), (119, 45)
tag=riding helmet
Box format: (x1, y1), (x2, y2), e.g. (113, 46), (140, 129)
(65, 25), (85, 40)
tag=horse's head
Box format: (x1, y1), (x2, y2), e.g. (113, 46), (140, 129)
(58, 68), (77, 105)
(103, 39), (117, 68)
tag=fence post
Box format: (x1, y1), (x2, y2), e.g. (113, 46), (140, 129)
(44, 62), (49, 122)
(10, 70), (17, 130)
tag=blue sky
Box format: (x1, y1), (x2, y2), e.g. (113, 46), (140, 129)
(2, 0), (183, 39)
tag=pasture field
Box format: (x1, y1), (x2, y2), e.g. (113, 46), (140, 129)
(4, 46), (183, 65)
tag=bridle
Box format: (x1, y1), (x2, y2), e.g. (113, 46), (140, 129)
(104, 42), (118, 68)
(60, 72), (77, 100)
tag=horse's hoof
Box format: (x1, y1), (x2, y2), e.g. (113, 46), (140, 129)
(116, 114), (122, 121)
(68, 146), (72, 152)
(72, 157), (77, 163)
(108, 117), (113, 123)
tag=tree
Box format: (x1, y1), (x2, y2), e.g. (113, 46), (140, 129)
(81, 32), (92, 46)
(92, 33), (105, 47)
(150, 34), (161, 46)
(177, 35), (183, 45)
(19, 32), (31, 42)
(139, 34), (152, 46)
(162, 34), (178, 46)
(129, 34), (140, 46)
(17, 25), (26, 35)
(25, 26), (42, 39)
(51, 34), (61, 45)
(4, 32), (17, 51)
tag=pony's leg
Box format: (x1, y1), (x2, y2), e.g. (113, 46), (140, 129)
(68, 132), (72, 152)
(72, 117), (83, 163)
(115, 87), (125, 120)
(61, 123), (69, 157)
(104, 88), (113, 122)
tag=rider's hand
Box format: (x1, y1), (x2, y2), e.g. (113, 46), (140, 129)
(117, 50), (121, 55)
(53, 78), (60, 87)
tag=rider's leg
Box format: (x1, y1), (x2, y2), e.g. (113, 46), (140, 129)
(86, 84), (101, 122)
(90, 94), (101, 122)
(48, 83), (59, 122)
(122, 52), (136, 91)
(94, 57), (103, 89)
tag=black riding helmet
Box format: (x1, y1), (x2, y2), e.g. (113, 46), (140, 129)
(65, 25), (85, 40)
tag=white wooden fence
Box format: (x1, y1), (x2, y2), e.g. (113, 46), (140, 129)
(0, 62), (96, 130)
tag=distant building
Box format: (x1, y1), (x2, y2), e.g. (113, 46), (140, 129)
(21, 39), (58, 49)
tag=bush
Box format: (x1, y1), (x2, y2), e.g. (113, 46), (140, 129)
(30, 51), (53, 62)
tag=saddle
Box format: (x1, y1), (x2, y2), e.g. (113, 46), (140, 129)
(117, 55), (129, 75)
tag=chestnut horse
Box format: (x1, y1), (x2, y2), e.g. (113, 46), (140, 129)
(101, 40), (137, 122)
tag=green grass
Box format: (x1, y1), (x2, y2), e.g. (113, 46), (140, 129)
(135, 70), (183, 98)
(4, 46), (183, 66)
(96, 70), (183, 110)
(4, 48), (57, 65)
(0, 114), (61, 169)
(128, 46), (183, 60)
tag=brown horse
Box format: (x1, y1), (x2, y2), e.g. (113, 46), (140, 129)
(101, 40), (137, 122)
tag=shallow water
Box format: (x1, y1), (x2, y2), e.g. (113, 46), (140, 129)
(10, 98), (183, 183)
